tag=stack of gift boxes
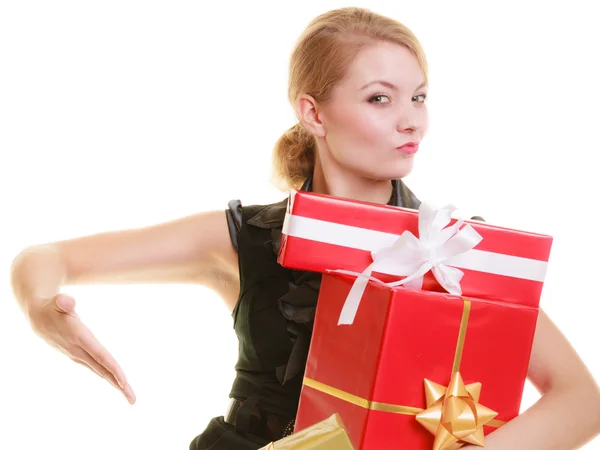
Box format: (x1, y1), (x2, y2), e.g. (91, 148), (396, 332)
(260, 190), (553, 450)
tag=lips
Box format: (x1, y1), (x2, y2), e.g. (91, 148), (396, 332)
(396, 142), (419, 155)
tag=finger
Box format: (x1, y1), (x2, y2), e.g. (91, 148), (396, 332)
(72, 352), (120, 390)
(75, 325), (128, 391)
(54, 294), (79, 318)
(72, 358), (136, 405)
(71, 347), (135, 404)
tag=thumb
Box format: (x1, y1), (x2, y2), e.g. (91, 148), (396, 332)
(54, 294), (77, 316)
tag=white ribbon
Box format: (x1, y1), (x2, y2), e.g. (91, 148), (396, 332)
(332, 203), (484, 325)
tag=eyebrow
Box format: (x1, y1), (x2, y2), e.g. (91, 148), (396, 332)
(360, 80), (428, 91)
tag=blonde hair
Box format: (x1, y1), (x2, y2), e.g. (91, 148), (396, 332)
(272, 7), (428, 190)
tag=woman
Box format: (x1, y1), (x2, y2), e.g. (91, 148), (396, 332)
(9, 7), (600, 450)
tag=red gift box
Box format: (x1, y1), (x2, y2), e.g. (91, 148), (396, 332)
(278, 192), (554, 448)
(294, 274), (540, 449)
(279, 191), (553, 319)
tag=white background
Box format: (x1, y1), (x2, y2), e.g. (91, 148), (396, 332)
(1, 1), (599, 449)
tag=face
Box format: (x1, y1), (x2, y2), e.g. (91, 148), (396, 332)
(302, 41), (429, 181)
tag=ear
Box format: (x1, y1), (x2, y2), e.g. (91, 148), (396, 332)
(297, 94), (326, 138)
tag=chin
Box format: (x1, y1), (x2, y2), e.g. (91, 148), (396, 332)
(376, 160), (414, 180)
(346, 159), (414, 182)
(364, 169), (414, 182)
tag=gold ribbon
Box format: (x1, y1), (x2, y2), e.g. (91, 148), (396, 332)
(302, 297), (506, 449)
(415, 298), (498, 450)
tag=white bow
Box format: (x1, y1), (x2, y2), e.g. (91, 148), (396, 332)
(333, 203), (483, 325)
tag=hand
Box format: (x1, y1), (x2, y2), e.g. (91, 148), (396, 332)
(28, 293), (136, 404)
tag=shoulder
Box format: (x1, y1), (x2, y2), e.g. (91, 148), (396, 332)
(227, 197), (288, 229)
(225, 197), (289, 253)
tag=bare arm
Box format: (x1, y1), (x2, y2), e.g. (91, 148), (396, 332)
(10, 209), (239, 404)
(11, 209), (239, 311)
(463, 310), (600, 449)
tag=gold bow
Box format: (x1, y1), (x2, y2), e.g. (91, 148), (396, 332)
(416, 371), (498, 450)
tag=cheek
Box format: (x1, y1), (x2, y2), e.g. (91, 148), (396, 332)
(332, 107), (389, 145)
(419, 107), (430, 136)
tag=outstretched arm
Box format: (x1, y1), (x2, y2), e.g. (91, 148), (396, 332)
(10, 208), (238, 403)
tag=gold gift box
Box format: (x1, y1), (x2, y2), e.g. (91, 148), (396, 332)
(259, 413), (355, 450)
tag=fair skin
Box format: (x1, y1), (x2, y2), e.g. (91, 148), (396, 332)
(10, 40), (600, 448)
(301, 41), (428, 205)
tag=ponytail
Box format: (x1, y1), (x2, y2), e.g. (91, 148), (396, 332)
(272, 122), (316, 190)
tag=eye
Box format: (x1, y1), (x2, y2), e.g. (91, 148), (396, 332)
(412, 93), (428, 103)
(369, 94), (391, 104)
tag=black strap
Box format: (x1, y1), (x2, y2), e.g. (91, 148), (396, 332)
(225, 199), (243, 253)
(234, 395), (262, 438)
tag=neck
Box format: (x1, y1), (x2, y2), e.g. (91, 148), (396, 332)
(311, 156), (393, 205)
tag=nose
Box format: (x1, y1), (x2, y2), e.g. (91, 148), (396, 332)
(396, 116), (418, 134)
(397, 122), (417, 133)
(396, 105), (423, 134)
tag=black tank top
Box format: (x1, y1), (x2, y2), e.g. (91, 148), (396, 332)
(224, 176), (424, 420)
